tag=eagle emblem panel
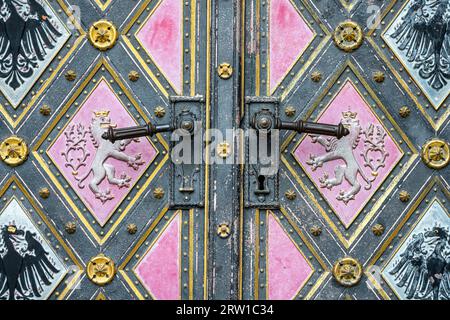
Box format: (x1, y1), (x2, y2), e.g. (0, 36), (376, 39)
(0, 198), (67, 300)
(0, 0), (70, 107)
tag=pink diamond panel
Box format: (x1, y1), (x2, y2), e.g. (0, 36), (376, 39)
(269, 0), (314, 92)
(268, 214), (313, 300)
(135, 213), (181, 300)
(48, 80), (157, 226)
(137, 0), (182, 93)
(294, 81), (402, 227)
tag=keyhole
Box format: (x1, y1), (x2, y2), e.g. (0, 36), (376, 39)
(257, 175), (266, 192)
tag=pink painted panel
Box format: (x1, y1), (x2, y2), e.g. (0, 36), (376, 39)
(294, 81), (403, 227)
(268, 214), (313, 300)
(137, 0), (182, 93)
(48, 80), (157, 226)
(135, 213), (181, 300)
(269, 0), (314, 91)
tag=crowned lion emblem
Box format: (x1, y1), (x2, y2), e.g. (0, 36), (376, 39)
(63, 110), (145, 203)
(306, 111), (389, 204)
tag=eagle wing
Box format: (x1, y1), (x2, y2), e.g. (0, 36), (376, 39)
(439, 257), (450, 299)
(390, 0), (450, 89)
(17, 232), (60, 298)
(389, 234), (430, 299)
(0, 0), (10, 59)
(0, 256), (7, 298)
(390, 1), (434, 63)
(21, 1), (63, 62)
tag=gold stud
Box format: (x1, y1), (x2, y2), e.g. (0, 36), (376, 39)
(310, 225), (322, 237)
(88, 20), (118, 51)
(217, 63), (233, 79)
(86, 254), (116, 286)
(128, 71), (140, 82)
(332, 257), (363, 287)
(0, 136), (29, 167)
(372, 223), (385, 236)
(334, 21), (364, 52)
(153, 187), (165, 199)
(399, 190), (410, 202)
(127, 223), (138, 235)
(65, 222), (77, 234)
(40, 105), (51, 116)
(65, 70), (77, 81)
(39, 188), (50, 199)
(285, 106), (296, 117)
(217, 223), (231, 239)
(373, 71), (385, 83)
(217, 142), (232, 158)
(311, 71), (322, 82)
(421, 139), (449, 170)
(399, 106), (410, 118)
(285, 190), (296, 200)
(154, 106), (166, 118)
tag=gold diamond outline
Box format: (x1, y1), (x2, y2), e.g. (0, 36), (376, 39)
(262, 209), (329, 300)
(0, 0), (85, 128)
(94, 0), (113, 11)
(381, 0), (450, 110)
(339, 0), (359, 12)
(119, 207), (184, 300)
(366, 177), (450, 300)
(122, 0), (184, 96)
(33, 58), (169, 245)
(292, 78), (404, 228)
(266, 0), (318, 95)
(282, 60), (418, 248)
(366, 0), (450, 129)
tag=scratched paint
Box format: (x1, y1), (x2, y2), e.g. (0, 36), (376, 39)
(269, 0), (314, 91)
(267, 214), (313, 300)
(135, 213), (181, 300)
(137, 0), (182, 93)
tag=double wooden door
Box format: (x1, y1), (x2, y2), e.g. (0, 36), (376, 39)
(0, 0), (448, 300)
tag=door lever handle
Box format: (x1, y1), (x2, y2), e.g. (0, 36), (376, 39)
(276, 119), (349, 139)
(251, 108), (349, 139)
(101, 113), (196, 143)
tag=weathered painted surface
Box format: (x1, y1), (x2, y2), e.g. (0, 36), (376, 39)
(267, 214), (313, 300)
(135, 213), (181, 300)
(269, 0), (314, 92)
(136, 0), (182, 93)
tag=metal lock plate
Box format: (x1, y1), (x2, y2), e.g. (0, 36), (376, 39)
(170, 95), (205, 208)
(244, 96), (280, 209)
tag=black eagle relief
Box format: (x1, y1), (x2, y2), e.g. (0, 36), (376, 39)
(390, 0), (450, 90)
(389, 226), (450, 300)
(0, 0), (63, 90)
(0, 224), (60, 300)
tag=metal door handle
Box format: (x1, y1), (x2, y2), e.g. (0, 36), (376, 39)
(251, 108), (349, 138)
(102, 114), (196, 143)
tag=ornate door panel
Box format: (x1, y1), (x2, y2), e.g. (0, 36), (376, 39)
(240, 0), (450, 300)
(0, 0), (209, 300)
(0, 0), (449, 301)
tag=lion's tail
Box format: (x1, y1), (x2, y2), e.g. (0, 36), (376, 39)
(358, 168), (375, 190)
(76, 169), (92, 189)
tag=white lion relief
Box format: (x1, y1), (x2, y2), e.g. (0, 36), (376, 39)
(306, 111), (389, 204)
(62, 110), (144, 203)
